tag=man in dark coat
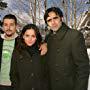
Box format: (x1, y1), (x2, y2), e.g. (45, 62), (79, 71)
(44, 7), (89, 90)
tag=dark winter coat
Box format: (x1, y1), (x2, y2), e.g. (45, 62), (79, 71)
(45, 22), (89, 90)
(10, 44), (48, 90)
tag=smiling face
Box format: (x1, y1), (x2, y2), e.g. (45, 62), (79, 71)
(3, 19), (17, 37)
(23, 29), (37, 46)
(46, 11), (62, 31)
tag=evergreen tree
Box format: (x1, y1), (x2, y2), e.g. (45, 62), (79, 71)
(0, 0), (7, 10)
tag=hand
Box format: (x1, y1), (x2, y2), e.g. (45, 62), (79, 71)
(39, 43), (47, 55)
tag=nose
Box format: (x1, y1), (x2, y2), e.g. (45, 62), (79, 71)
(7, 26), (10, 29)
(51, 19), (55, 25)
(6, 25), (11, 30)
(29, 36), (32, 40)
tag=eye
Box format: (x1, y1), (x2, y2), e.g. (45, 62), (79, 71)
(47, 19), (52, 22)
(25, 35), (29, 37)
(10, 23), (15, 26)
(3, 23), (8, 26)
(47, 16), (59, 22)
(53, 17), (58, 19)
(31, 35), (36, 38)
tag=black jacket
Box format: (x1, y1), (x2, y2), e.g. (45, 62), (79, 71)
(10, 44), (48, 90)
(46, 22), (89, 90)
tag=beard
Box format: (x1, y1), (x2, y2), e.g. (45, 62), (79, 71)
(5, 29), (14, 37)
(5, 32), (14, 38)
(51, 27), (59, 32)
(51, 22), (62, 32)
(6, 34), (13, 37)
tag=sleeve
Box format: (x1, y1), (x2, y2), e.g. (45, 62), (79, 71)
(44, 30), (52, 43)
(71, 31), (89, 90)
(10, 49), (19, 90)
(40, 55), (50, 90)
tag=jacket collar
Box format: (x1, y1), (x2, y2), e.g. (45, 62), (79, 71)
(1, 33), (18, 40)
(50, 22), (70, 40)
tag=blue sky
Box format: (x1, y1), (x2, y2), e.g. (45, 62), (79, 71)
(0, 0), (89, 23)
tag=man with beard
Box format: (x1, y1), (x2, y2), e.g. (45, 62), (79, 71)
(0, 14), (18, 90)
(44, 7), (89, 90)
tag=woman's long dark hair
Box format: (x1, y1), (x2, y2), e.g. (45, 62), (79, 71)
(17, 24), (42, 50)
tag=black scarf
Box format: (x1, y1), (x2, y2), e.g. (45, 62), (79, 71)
(26, 42), (40, 57)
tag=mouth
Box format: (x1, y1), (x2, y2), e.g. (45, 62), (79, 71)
(6, 30), (12, 32)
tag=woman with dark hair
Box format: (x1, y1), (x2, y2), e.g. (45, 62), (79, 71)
(10, 24), (48, 90)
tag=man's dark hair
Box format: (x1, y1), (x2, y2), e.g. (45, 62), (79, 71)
(0, 20), (2, 26)
(3, 14), (17, 25)
(44, 7), (63, 24)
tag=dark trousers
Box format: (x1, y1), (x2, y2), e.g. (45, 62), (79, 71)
(0, 85), (13, 90)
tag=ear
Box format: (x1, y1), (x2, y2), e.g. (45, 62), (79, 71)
(47, 26), (50, 30)
(16, 24), (21, 33)
(23, 35), (25, 39)
(0, 20), (2, 26)
(60, 17), (63, 21)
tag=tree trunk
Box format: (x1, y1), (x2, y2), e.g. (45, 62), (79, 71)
(73, 0), (76, 29)
(70, 0), (73, 28)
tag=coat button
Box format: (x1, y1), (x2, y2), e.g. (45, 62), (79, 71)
(55, 78), (59, 81)
(55, 64), (59, 67)
(32, 88), (34, 90)
(31, 73), (34, 77)
(57, 49), (60, 52)
(30, 60), (32, 62)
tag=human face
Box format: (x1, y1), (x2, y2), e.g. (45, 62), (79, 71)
(3, 19), (17, 37)
(23, 29), (37, 46)
(46, 11), (62, 31)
